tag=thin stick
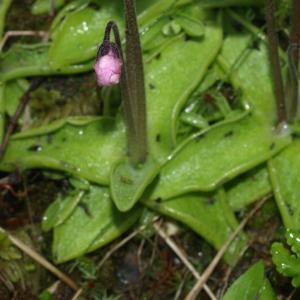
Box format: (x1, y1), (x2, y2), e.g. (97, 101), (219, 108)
(0, 30), (48, 51)
(96, 216), (159, 270)
(0, 78), (43, 160)
(287, 288), (297, 300)
(153, 222), (217, 300)
(185, 193), (272, 300)
(47, 281), (60, 294)
(8, 234), (78, 291)
(70, 288), (83, 300)
(286, 0), (300, 121)
(265, 0), (286, 125)
(174, 271), (189, 300)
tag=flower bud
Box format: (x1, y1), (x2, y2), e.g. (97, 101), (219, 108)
(94, 46), (122, 87)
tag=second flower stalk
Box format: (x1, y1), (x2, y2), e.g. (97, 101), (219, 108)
(94, 0), (147, 167)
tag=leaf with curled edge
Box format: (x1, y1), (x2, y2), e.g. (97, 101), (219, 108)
(53, 184), (141, 263)
(0, 43), (93, 82)
(48, 2), (124, 68)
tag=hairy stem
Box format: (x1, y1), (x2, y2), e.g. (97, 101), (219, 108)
(100, 21), (137, 158)
(265, 0), (286, 125)
(124, 0), (147, 166)
(286, 0), (300, 121)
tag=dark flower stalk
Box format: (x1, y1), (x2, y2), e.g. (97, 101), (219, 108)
(286, 0), (300, 121)
(265, 0), (287, 126)
(124, 0), (147, 166)
(95, 0), (147, 167)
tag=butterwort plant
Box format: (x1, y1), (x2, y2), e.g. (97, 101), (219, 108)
(94, 0), (147, 167)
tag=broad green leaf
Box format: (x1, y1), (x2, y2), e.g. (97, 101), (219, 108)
(31, 0), (65, 15)
(141, 18), (168, 52)
(222, 261), (265, 300)
(110, 157), (160, 211)
(48, 3), (123, 67)
(0, 117), (126, 185)
(219, 34), (276, 123)
(138, 0), (189, 26)
(176, 14), (205, 37)
(53, 185), (141, 263)
(268, 140), (300, 229)
(226, 164), (271, 211)
(49, 0), (89, 39)
(0, 43), (93, 82)
(144, 189), (247, 264)
(42, 190), (85, 231)
(150, 30), (291, 198)
(146, 17), (223, 162)
(151, 115), (290, 200)
(139, 0), (263, 28)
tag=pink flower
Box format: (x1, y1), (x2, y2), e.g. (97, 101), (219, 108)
(94, 50), (122, 87)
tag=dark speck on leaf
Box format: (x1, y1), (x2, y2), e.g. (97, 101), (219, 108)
(155, 197), (162, 203)
(195, 133), (205, 142)
(59, 160), (77, 171)
(184, 35), (192, 42)
(206, 197), (215, 205)
(89, 2), (100, 10)
(78, 202), (92, 217)
(120, 176), (133, 185)
(233, 22), (243, 32)
(47, 134), (53, 144)
(155, 53), (161, 60)
(270, 143), (275, 150)
(224, 131), (234, 138)
(149, 83), (156, 90)
(250, 38), (260, 50)
(251, 176), (257, 181)
(286, 203), (294, 216)
(156, 134), (161, 142)
(27, 144), (42, 152)
(61, 137), (67, 142)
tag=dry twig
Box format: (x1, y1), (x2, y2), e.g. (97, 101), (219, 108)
(153, 222), (217, 300)
(185, 193), (272, 300)
(0, 30), (48, 51)
(8, 234), (78, 291)
(96, 216), (158, 270)
(265, 0), (286, 125)
(70, 288), (83, 300)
